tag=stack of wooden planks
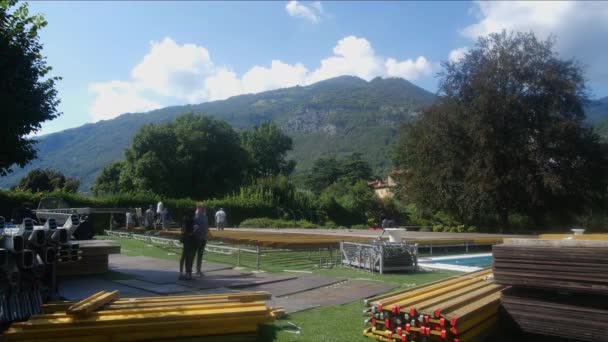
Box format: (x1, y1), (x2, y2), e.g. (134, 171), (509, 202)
(4, 290), (278, 341)
(493, 238), (608, 341)
(56, 240), (120, 276)
(493, 239), (608, 294)
(362, 268), (506, 342)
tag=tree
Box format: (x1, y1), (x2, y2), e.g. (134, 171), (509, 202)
(0, 1), (61, 175)
(340, 152), (372, 184)
(91, 161), (125, 196)
(306, 154), (373, 193)
(14, 168), (80, 193)
(118, 113), (249, 198)
(395, 31), (607, 227)
(241, 122), (295, 178)
(306, 157), (342, 193)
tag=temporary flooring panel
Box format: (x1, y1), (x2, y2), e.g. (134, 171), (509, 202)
(247, 275), (347, 297)
(269, 280), (396, 313)
(113, 279), (198, 295)
(58, 278), (156, 300)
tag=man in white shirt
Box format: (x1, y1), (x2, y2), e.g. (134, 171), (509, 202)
(215, 208), (226, 231)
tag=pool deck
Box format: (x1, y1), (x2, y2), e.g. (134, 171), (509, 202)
(418, 252), (493, 272)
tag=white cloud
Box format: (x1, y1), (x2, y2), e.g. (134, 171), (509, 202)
(448, 47), (468, 63)
(131, 37), (214, 103)
(462, 1), (608, 86)
(88, 81), (162, 121)
(89, 35), (436, 120)
(285, 1), (323, 23)
(385, 56), (434, 80)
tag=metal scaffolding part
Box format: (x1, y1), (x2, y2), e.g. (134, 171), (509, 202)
(340, 241), (418, 274)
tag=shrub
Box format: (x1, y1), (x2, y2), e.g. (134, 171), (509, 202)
(350, 224), (369, 230)
(238, 217), (318, 229)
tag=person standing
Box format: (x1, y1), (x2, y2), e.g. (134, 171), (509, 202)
(144, 205), (155, 230)
(156, 200), (164, 229)
(215, 208), (226, 231)
(179, 215), (196, 280)
(193, 203), (209, 276)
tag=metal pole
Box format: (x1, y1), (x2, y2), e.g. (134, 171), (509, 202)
(256, 245), (260, 271)
(379, 245), (384, 274)
(465, 241), (469, 253)
(430, 242), (433, 256)
(237, 247), (240, 267)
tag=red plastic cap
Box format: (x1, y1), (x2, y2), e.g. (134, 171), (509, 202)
(405, 324), (411, 332)
(441, 330), (447, 339)
(371, 318), (376, 326)
(401, 334), (408, 342)
(434, 308), (442, 318)
(440, 318), (446, 327)
(410, 308), (416, 316)
(424, 315), (430, 324)
(451, 317), (457, 326)
(397, 327), (402, 335)
(378, 304), (383, 311)
(387, 331), (393, 339)
(426, 327), (431, 336)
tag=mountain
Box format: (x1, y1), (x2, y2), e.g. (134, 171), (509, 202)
(0, 76), (436, 191)
(586, 96), (608, 123)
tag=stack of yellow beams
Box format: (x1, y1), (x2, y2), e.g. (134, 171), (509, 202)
(156, 230), (504, 250)
(362, 269), (506, 342)
(538, 233), (608, 241)
(4, 291), (277, 342)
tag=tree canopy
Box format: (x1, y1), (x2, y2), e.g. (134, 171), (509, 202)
(13, 168), (80, 193)
(241, 121), (295, 178)
(0, 0), (61, 175)
(394, 31), (607, 227)
(306, 153), (373, 193)
(116, 113), (249, 198)
(91, 161), (125, 196)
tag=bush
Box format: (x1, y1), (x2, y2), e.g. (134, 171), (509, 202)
(350, 224), (369, 230)
(238, 217), (318, 229)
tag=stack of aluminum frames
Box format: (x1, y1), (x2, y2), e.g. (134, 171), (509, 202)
(1, 215), (81, 325)
(362, 268), (506, 342)
(4, 290), (279, 341)
(340, 241), (418, 274)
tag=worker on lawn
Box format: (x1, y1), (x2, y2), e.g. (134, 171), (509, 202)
(156, 200), (164, 229)
(215, 208), (226, 231)
(193, 203), (209, 276)
(144, 205), (155, 230)
(179, 215), (196, 280)
(125, 209), (135, 230)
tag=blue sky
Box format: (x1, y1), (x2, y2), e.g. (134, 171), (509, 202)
(28, 1), (608, 135)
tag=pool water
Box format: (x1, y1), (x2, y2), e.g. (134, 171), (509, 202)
(430, 255), (493, 268)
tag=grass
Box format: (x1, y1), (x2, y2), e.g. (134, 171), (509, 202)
(100, 235), (458, 341)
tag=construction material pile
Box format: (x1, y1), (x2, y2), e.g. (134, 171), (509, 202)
(56, 240), (120, 276)
(4, 290), (278, 341)
(494, 238), (608, 341)
(363, 268), (505, 342)
(1, 216), (81, 324)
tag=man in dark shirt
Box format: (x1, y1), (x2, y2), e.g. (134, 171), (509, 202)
(193, 204), (209, 276)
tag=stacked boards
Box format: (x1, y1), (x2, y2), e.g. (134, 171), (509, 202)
(493, 239), (608, 341)
(56, 240), (120, 276)
(363, 269), (506, 342)
(4, 291), (278, 341)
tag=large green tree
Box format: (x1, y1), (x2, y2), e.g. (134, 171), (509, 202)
(14, 168), (80, 193)
(91, 161), (125, 196)
(241, 121), (295, 178)
(117, 113), (249, 198)
(395, 31), (607, 227)
(306, 153), (373, 193)
(1, 1), (61, 175)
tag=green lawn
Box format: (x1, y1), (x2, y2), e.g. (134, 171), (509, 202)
(100, 236), (457, 341)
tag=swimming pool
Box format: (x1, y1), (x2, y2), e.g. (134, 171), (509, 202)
(419, 253), (493, 272)
(430, 255), (493, 268)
